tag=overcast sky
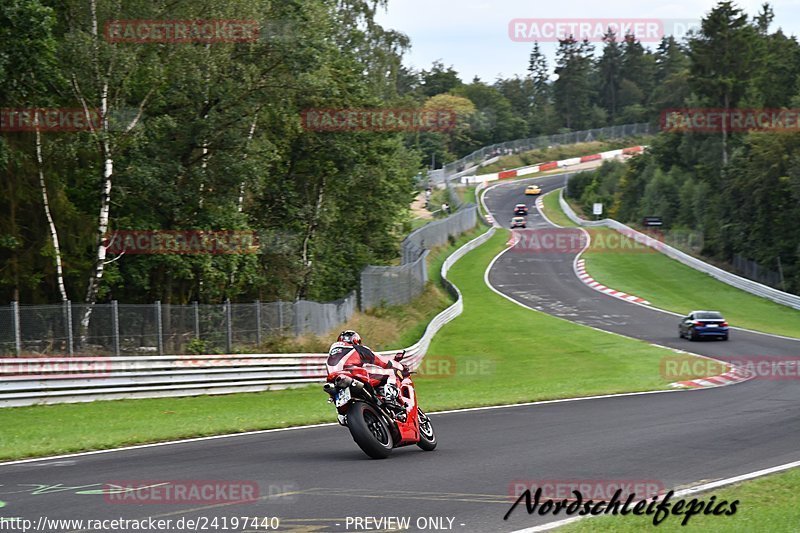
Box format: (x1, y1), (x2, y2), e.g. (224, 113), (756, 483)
(375, 0), (800, 82)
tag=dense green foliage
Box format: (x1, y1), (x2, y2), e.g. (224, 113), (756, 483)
(4, 0), (800, 308)
(0, 0), (669, 309)
(1, 0), (423, 305)
(565, 3), (800, 294)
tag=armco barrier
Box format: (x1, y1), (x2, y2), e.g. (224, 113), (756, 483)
(558, 189), (800, 311)
(460, 145), (646, 184)
(498, 169), (517, 179)
(0, 228), (496, 407)
(433, 122), (653, 183)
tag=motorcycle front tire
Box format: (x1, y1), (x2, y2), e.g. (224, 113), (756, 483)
(416, 409), (437, 451)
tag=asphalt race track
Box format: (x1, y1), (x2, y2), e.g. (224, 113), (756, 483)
(2, 171), (799, 533)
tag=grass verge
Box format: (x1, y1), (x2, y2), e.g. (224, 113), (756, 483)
(543, 190), (800, 338)
(256, 227), (485, 353)
(583, 241), (800, 338)
(415, 231), (677, 409)
(0, 230), (681, 460)
(560, 466), (800, 532)
(540, 189), (577, 228)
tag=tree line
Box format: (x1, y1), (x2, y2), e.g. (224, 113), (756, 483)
(3, 0), (798, 314)
(1, 0), (427, 313)
(565, 2), (800, 294)
(0, 0), (673, 311)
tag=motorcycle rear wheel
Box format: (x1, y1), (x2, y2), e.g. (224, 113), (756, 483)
(348, 402), (394, 459)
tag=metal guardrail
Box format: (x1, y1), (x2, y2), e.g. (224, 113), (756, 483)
(0, 228), (496, 407)
(429, 123), (652, 184)
(558, 189), (800, 311)
(2, 204), (483, 357)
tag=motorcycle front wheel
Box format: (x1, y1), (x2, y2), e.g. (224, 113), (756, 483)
(416, 408), (437, 451)
(347, 402), (394, 459)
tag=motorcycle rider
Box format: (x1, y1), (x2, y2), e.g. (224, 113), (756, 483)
(327, 330), (408, 413)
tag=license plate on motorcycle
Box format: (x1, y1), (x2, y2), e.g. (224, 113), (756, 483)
(335, 387), (351, 407)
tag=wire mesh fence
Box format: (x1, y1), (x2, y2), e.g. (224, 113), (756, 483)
(0, 207), (480, 357)
(360, 251), (429, 311)
(428, 123), (653, 184)
(0, 295), (355, 357)
(401, 205), (478, 263)
(294, 293), (357, 338)
(360, 204), (478, 310)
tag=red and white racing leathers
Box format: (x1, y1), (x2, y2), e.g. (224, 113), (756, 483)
(326, 341), (404, 388)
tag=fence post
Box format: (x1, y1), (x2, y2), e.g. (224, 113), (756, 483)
(112, 300), (120, 356)
(65, 300), (73, 356)
(11, 301), (20, 356)
(255, 300), (262, 346)
(277, 299), (283, 333)
(225, 299), (233, 353)
(193, 301), (200, 339)
(155, 300), (163, 355)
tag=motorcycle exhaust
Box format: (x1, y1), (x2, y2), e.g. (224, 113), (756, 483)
(332, 375), (365, 391)
(334, 375), (353, 389)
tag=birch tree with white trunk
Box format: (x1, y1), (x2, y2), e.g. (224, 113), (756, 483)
(63, 0), (157, 344)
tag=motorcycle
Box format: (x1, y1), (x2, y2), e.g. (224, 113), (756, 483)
(323, 350), (437, 459)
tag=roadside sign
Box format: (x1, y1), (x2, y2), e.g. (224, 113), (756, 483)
(593, 203), (603, 215)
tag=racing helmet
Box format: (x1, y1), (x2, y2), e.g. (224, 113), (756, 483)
(337, 330), (362, 345)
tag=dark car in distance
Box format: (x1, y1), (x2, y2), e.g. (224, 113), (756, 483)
(679, 311), (729, 341)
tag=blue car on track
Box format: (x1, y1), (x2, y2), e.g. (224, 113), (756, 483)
(679, 311), (729, 341)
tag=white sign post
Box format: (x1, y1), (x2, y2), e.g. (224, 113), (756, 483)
(593, 203), (603, 219)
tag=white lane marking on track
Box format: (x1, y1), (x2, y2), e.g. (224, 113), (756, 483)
(482, 214), (746, 390)
(0, 184), (783, 467)
(482, 183), (795, 529)
(525, 187), (800, 343)
(0, 388), (720, 468)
